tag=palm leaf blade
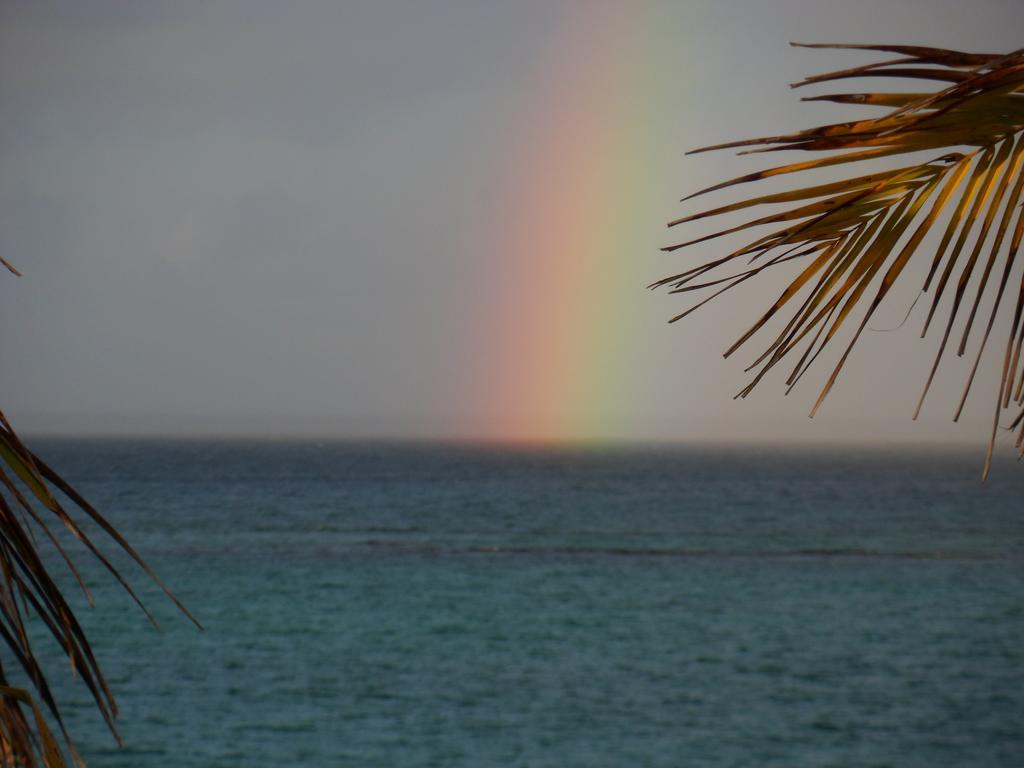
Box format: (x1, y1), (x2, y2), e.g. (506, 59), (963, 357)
(660, 44), (1024, 471)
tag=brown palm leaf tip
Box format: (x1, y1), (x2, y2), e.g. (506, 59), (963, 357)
(657, 43), (1024, 478)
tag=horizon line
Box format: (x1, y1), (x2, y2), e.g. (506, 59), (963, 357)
(16, 430), (990, 452)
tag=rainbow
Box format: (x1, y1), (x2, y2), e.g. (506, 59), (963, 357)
(470, 4), (675, 444)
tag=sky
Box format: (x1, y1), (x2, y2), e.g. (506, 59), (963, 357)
(2, 0), (1024, 445)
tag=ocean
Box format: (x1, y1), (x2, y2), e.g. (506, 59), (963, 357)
(21, 439), (1024, 767)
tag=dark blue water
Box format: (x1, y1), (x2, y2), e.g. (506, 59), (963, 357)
(20, 440), (1024, 766)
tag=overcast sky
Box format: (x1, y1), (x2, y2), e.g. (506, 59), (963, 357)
(2, 0), (1024, 445)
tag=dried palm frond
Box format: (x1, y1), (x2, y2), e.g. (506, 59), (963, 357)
(0, 407), (200, 766)
(656, 43), (1024, 477)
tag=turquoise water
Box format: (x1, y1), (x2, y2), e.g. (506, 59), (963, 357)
(21, 440), (1024, 766)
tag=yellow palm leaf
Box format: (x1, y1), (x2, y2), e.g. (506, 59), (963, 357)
(658, 44), (1024, 477)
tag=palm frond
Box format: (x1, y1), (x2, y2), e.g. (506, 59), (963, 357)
(658, 44), (1024, 477)
(0, 404), (200, 766)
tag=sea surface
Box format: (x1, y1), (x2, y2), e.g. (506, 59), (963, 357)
(18, 439), (1024, 767)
